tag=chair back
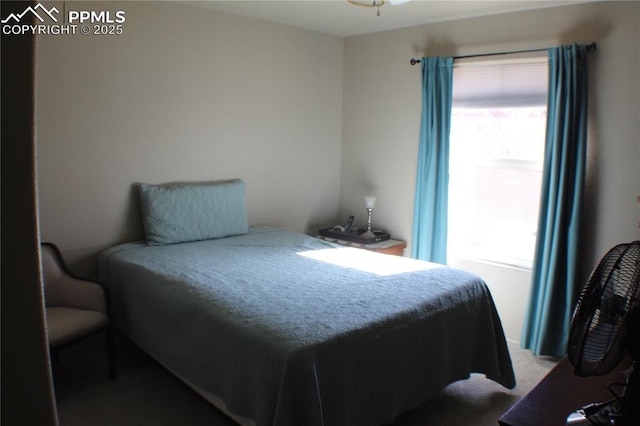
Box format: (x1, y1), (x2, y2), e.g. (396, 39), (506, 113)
(40, 243), (66, 307)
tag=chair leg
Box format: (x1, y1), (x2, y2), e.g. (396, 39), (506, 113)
(106, 326), (117, 380)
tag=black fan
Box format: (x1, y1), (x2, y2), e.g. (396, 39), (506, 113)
(566, 241), (640, 425)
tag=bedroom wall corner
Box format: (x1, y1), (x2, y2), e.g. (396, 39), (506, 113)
(35, 1), (344, 276)
(340, 1), (640, 344)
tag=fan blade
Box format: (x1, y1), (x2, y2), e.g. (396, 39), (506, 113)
(568, 241), (640, 377)
(581, 321), (616, 364)
(388, 0), (411, 5)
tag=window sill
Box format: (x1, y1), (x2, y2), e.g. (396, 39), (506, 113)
(451, 256), (532, 272)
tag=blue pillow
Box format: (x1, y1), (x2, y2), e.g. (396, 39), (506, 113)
(139, 179), (249, 246)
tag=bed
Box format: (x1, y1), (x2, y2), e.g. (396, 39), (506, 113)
(99, 180), (515, 426)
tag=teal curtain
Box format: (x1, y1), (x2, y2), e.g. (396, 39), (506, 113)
(411, 57), (454, 264)
(522, 44), (591, 357)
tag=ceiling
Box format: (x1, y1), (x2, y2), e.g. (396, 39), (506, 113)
(182, 0), (595, 37)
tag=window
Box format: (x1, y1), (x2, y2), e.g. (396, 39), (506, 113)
(447, 54), (548, 268)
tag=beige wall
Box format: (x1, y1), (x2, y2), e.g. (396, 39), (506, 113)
(36, 1), (639, 341)
(36, 1), (344, 276)
(342, 0), (639, 263)
(341, 1), (639, 342)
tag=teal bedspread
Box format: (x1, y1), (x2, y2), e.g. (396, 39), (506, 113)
(99, 227), (515, 426)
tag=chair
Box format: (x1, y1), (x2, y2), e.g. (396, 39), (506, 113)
(41, 242), (116, 379)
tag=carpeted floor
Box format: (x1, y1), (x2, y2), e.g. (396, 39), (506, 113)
(52, 334), (558, 426)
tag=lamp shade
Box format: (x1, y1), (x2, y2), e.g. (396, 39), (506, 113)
(364, 196), (377, 209)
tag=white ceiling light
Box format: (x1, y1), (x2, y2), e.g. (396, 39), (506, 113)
(347, 0), (411, 16)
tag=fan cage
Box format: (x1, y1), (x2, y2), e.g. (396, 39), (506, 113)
(568, 241), (640, 377)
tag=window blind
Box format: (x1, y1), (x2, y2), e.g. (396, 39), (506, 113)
(452, 53), (548, 108)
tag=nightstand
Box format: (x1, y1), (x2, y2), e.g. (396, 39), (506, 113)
(317, 236), (407, 256)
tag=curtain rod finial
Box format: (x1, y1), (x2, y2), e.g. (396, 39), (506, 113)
(410, 58), (421, 66)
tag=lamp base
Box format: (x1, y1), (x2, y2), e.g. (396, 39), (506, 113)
(361, 230), (377, 239)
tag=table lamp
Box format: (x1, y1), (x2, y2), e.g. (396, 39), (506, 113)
(362, 195), (377, 239)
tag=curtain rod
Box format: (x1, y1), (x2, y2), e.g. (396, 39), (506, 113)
(409, 42), (597, 65)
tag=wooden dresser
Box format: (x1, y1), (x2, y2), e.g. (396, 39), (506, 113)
(499, 356), (632, 426)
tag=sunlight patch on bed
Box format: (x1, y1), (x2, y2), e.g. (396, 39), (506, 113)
(297, 247), (440, 276)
